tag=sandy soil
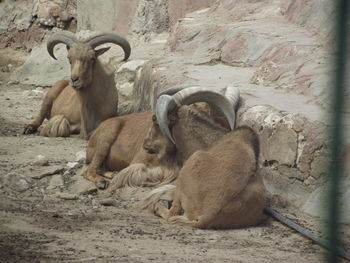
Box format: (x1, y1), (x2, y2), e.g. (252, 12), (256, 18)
(0, 48), (348, 263)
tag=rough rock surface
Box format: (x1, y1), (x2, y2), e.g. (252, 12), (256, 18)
(0, 0), (33, 33)
(0, 0), (77, 51)
(32, 0), (77, 29)
(77, 0), (216, 39)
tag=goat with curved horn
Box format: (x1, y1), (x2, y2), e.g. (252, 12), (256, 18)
(79, 86), (240, 190)
(24, 30), (131, 140)
(156, 87), (239, 144)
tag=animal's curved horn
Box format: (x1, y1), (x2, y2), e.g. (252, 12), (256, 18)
(157, 86), (199, 97)
(156, 95), (177, 144)
(85, 32), (131, 61)
(220, 86), (240, 110)
(156, 87), (239, 144)
(47, 32), (77, 60)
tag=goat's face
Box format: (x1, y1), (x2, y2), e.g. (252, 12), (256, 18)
(67, 43), (110, 89)
(142, 114), (176, 162)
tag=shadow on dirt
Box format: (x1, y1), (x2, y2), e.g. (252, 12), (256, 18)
(0, 230), (55, 263)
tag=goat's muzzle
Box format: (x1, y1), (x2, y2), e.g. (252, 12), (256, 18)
(70, 77), (82, 89)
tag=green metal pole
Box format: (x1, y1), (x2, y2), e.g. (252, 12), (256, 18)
(327, 0), (348, 262)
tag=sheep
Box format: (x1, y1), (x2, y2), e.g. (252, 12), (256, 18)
(23, 31), (131, 139)
(80, 86), (240, 190)
(150, 126), (266, 229)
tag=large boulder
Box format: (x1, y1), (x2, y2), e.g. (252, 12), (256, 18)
(10, 36), (70, 86)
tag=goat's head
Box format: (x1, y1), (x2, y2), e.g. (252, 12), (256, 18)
(142, 114), (176, 163)
(47, 31), (131, 89)
(155, 86), (240, 144)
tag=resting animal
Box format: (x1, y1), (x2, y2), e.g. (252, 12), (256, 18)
(23, 31), (131, 139)
(81, 86), (240, 190)
(151, 126), (266, 229)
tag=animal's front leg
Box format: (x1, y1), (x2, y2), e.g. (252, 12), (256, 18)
(80, 165), (109, 189)
(23, 80), (68, 135)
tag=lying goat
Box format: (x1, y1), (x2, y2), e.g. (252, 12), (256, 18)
(81, 86), (239, 189)
(148, 126), (266, 229)
(23, 31), (131, 139)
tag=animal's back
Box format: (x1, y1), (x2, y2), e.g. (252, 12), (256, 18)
(176, 126), (265, 229)
(105, 112), (153, 170)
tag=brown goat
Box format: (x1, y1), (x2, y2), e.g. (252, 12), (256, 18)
(152, 126), (266, 229)
(80, 87), (240, 189)
(23, 31), (131, 139)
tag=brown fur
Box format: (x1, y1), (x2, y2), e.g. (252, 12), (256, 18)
(152, 126), (266, 229)
(81, 112), (154, 188)
(23, 43), (117, 139)
(80, 104), (228, 189)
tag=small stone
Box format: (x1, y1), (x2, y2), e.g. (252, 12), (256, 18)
(304, 176), (317, 186)
(54, 192), (78, 200)
(98, 198), (117, 206)
(69, 174), (97, 195)
(75, 151), (86, 163)
(47, 174), (64, 190)
(33, 155), (49, 166)
(67, 162), (79, 168)
(32, 87), (44, 95)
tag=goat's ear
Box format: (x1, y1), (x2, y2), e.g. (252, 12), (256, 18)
(95, 47), (111, 57)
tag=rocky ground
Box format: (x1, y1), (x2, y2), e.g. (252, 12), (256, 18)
(0, 45), (349, 263)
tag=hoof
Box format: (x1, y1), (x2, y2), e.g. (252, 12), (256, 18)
(23, 124), (37, 135)
(159, 199), (172, 209)
(96, 180), (109, 189)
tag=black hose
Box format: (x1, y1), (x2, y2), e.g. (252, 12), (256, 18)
(264, 207), (350, 261)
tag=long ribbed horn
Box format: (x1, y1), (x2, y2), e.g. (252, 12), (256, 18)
(157, 86), (199, 97)
(156, 87), (239, 144)
(85, 32), (131, 61)
(47, 32), (77, 60)
(221, 86), (240, 110)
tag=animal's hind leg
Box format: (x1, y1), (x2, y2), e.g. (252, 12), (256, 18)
(155, 193), (182, 220)
(24, 80), (69, 134)
(80, 119), (122, 189)
(155, 199), (198, 228)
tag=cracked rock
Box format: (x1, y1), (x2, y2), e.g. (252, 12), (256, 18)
(29, 165), (65, 179)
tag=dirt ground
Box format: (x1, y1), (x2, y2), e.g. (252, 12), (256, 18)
(0, 48), (348, 263)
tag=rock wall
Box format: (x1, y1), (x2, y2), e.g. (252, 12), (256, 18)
(0, 0), (77, 50)
(77, 0), (139, 35)
(77, 0), (216, 40)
